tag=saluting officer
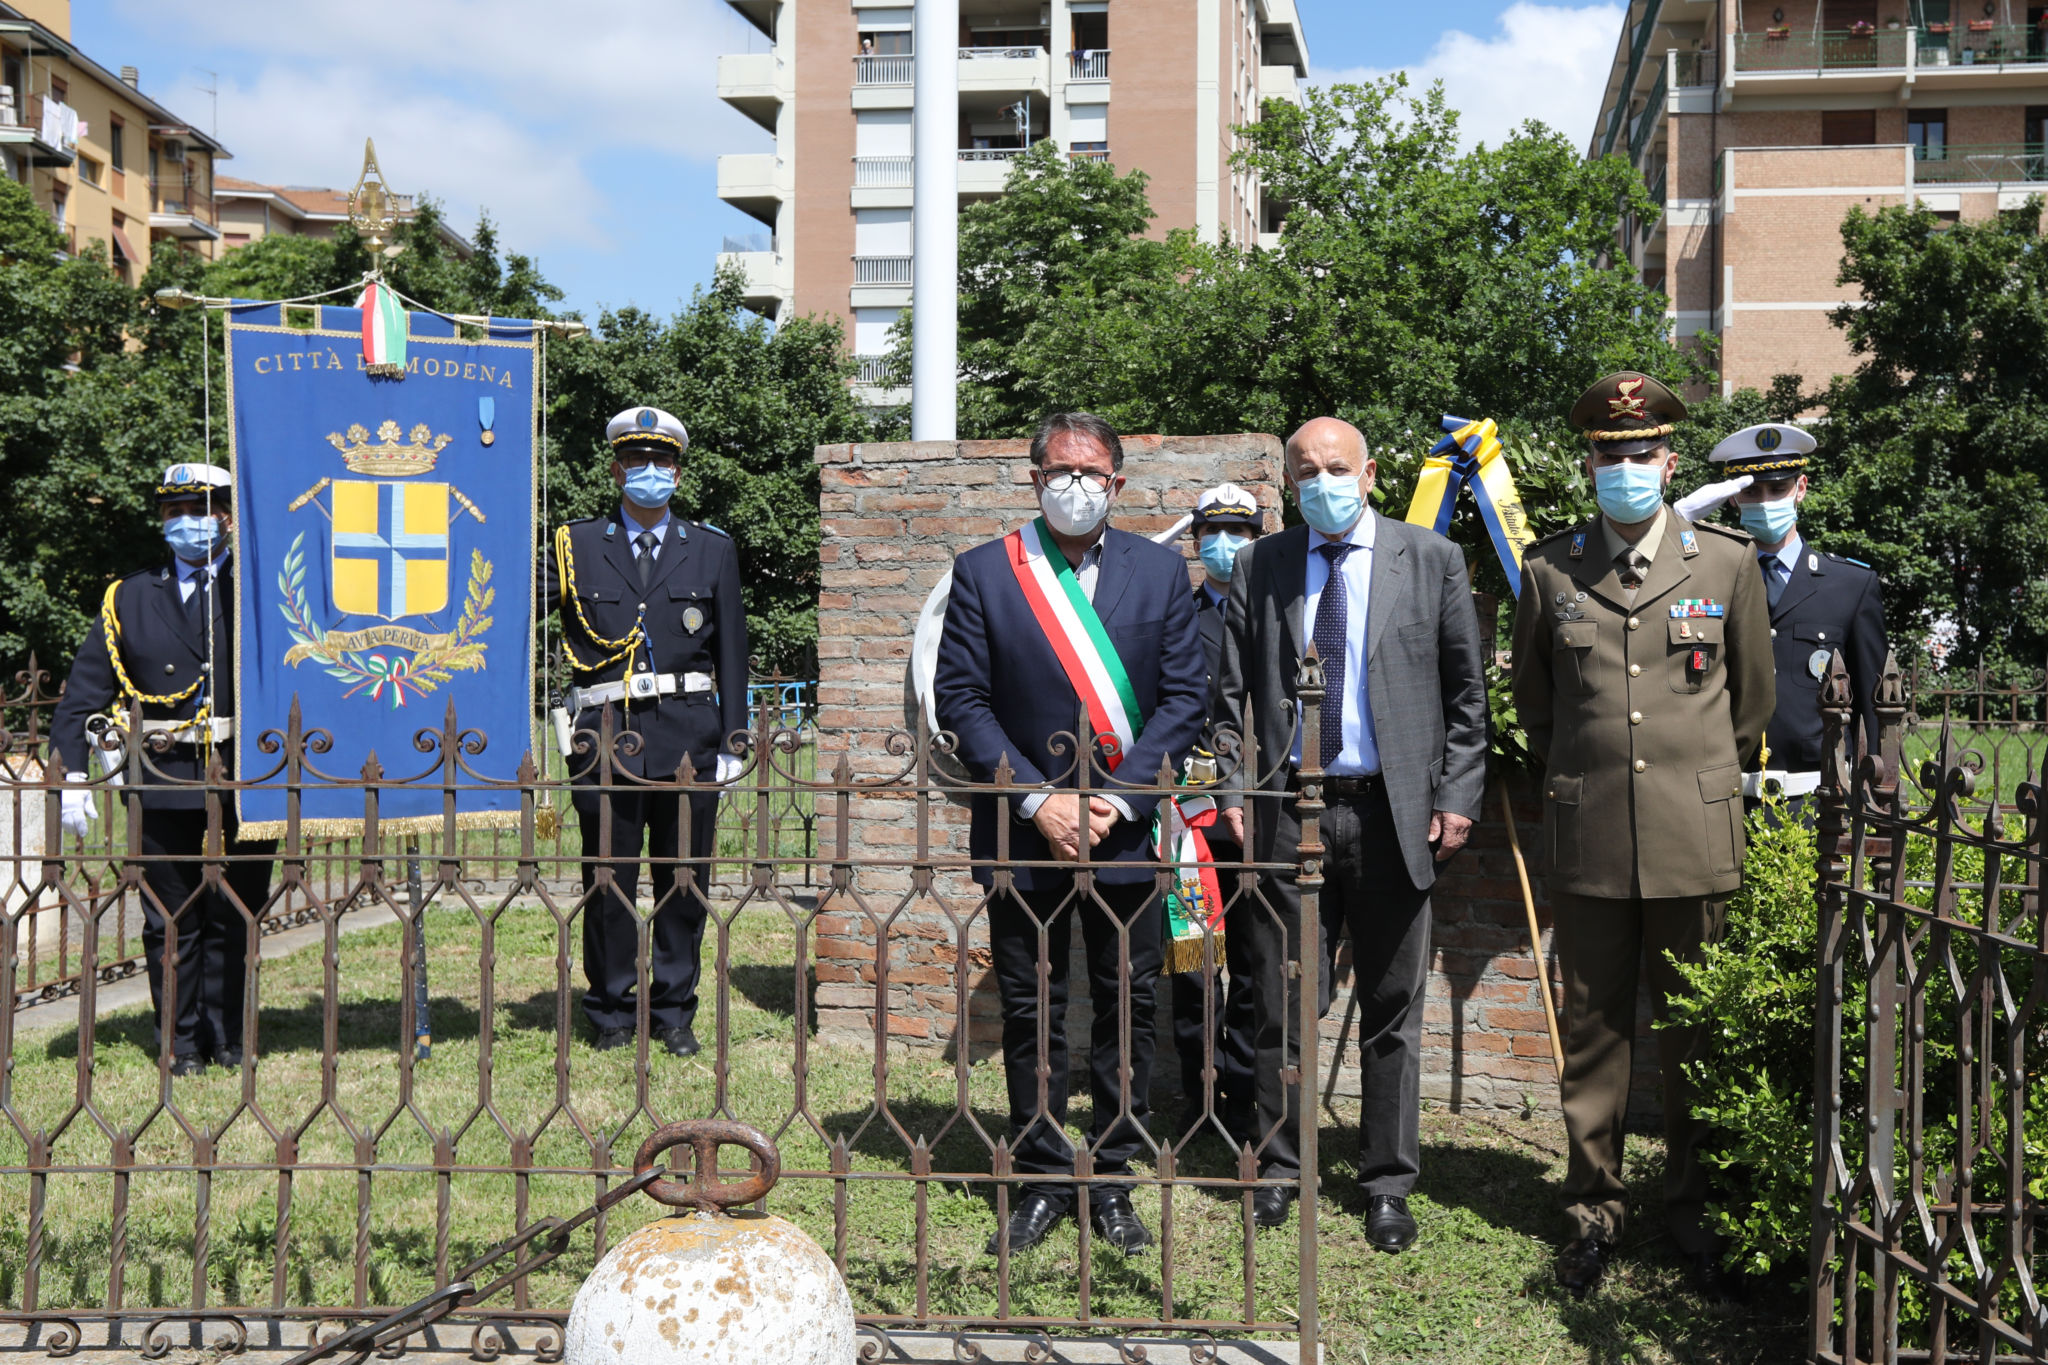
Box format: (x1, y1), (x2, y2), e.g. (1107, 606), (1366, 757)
(52, 463), (277, 1077)
(544, 406), (748, 1058)
(1677, 424), (1889, 808)
(1171, 481), (1262, 1142)
(1509, 374), (1774, 1299)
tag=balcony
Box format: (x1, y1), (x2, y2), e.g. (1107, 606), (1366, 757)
(854, 155), (915, 188)
(1733, 28), (1908, 72)
(959, 147), (1025, 194)
(1673, 49), (1719, 86)
(717, 52), (783, 132)
(1068, 147), (1111, 163)
(1069, 49), (1110, 81)
(150, 201), (220, 241)
(1259, 63), (1301, 108)
(853, 255), (913, 286)
(1910, 143), (2048, 185)
(715, 247), (789, 318)
(1628, 63), (1668, 164)
(0, 94), (75, 168)
(854, 55), (914, 86)
(716, 152), (788, 226)
(960, 46), (1050, 96)
(1598, 0), (1665, 157)
(1912, 24), (2048, 87)
(852, 356), (900, 387)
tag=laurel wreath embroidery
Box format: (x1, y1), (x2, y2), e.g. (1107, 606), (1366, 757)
(278, 531), (494, 708)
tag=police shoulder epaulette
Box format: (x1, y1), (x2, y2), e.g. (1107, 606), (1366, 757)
(697, 521), (730, 539)
(1694, 521), (1753, 544)
(1528, 524), (1580, 549)
(1826, 551), (1874, 570)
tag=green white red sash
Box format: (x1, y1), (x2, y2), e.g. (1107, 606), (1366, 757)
(1003, 517), (1221, 970)
(1005, 517), (1142, 767)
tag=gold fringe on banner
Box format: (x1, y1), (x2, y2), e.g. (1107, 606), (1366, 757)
(236, 808), (523, 842)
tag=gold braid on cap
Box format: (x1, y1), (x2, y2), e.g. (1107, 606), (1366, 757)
(1722, 455), (1808, 474)
(1585, 422), (1677, 442)
(609, 431), (684, 451)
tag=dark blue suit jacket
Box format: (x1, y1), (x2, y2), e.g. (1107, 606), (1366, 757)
(934, 525), (1205, 888)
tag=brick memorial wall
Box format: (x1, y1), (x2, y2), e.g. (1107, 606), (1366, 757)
(811, 434), (1658, 1118)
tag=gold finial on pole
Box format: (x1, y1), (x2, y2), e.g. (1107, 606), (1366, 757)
(348, 138), (404, 262)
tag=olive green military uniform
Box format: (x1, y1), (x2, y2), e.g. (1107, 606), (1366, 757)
(1510, 384), (1775, 1258)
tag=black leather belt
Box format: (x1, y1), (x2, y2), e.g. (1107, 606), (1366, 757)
(1291, 772), (1383, 799)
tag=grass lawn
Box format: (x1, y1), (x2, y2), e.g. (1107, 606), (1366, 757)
(1, 900), (1803, 1363)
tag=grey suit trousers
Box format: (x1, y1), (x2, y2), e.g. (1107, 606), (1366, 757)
(1249, 784), (1431, 1193)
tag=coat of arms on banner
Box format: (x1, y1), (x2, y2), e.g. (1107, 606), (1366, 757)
(280, 419), (494, 708)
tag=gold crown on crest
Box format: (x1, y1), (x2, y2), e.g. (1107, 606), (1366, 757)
(326, 420), (452, 476)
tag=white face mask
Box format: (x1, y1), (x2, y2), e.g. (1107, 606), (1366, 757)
(1037, 471), (1114, 537)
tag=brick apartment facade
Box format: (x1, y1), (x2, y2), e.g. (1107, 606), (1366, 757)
(1591, 0), (2048, 397)
(713, 0), (1309, 390)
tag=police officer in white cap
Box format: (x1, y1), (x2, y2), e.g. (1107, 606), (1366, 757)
(1681, 424), (1889, 807)
(543, 406), (749, 1057)
(1172, 482), (1263, 1141)
(51, 463), (277, 1076)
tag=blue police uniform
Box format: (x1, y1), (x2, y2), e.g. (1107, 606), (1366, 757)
(541, 408), (749, 1046)
(51, 464), (276, 1070)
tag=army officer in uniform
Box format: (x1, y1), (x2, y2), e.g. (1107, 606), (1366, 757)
(1509, 374), (1774, 1299)
(1680, 424), (1889, 808)
(543, 406), (749, 1057)
(53, 463), (277, 1076)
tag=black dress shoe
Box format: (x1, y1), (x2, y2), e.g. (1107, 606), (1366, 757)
(1248, 1186), (1294, 1229)
(168, 1054), (208, 1078)
(658, 1026), (701, 1058)
(1365, 1194), (1418, 1253)
(592, 1027), (633, 1052)
(1555, 1236), (1613, 1299)
(211, 1045), (245, 1070)
(1090, 1194), (1154, 1255)
(985, 1193), (1068, 1255)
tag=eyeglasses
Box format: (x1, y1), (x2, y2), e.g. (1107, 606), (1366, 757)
(617, 452), (680, 471)
(1040, 470), (1112, 494)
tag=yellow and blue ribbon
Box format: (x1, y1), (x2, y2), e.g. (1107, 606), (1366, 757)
(1404, 415), (1536, 597)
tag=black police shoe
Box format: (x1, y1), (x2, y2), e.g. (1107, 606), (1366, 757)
(210, 1045), (245, 1071)
(1091, 1194), (1154, 1255)
(985, 1193), (1068, 1255)
(592, 1027), (634, 1052)
(168, 1054), (208, 1078)
(657, 1026), (701, 1058)
(1555, 1236), (1614, 1299)
(1248, 1187), (1295, 1229)
(1365, 1194), (1418, 1253)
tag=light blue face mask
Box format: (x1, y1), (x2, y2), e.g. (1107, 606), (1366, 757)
(622, 464), (678, 510)
(1738, 496), (1798, 544)
(1593, 462), (1665, 524)
(1296, 472), (1365, 536)
(163, 514), (225, 563)
(1199, 530), (1251, 583)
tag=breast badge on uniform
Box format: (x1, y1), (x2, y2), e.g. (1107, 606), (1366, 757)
(1809, 649), (1832, 680)
(1553, 589), (1587, 622)
(280, 420), (496, 708)
(682, 605), (706, 634)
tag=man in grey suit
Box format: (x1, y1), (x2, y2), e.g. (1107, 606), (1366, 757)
(1214, 417), (1489, 1250)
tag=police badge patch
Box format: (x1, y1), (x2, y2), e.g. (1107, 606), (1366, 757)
(683, 605), (706, 634)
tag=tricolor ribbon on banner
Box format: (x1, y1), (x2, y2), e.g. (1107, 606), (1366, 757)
(1160, 791), (1225, 975)
(357, 279), (408, 376)
(1405, 415), (1537, 597)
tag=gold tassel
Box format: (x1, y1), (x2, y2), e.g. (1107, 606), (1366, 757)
(1165, 929), (1224, 977)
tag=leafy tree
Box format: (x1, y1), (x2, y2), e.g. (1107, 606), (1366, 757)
(0, 180), (876, 678)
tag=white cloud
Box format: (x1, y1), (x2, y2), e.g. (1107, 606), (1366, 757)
(113, 0), (771, 254)
(1312, 3), (1625, 153)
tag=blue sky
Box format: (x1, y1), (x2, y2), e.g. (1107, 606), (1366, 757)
(73, 0), (1622, 321)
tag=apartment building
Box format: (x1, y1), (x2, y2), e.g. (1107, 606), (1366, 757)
(0, 0), (228, 277)
(1592, 0), (2047, 396)
(714, 0), (1309, 382)
(217, 177), (477, 257)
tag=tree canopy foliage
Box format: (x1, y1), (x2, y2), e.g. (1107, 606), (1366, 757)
(0, 181), (875, 676)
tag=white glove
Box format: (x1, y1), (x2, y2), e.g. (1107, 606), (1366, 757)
(60, 773), (95, 839)
(1675, 474), (1752, 522)
(715, 753), (743, 784)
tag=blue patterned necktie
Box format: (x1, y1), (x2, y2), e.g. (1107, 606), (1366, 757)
(1312, 541), (1355, 767)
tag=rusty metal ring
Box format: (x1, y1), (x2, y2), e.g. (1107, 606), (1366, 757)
(634, 1119), (781, 1212)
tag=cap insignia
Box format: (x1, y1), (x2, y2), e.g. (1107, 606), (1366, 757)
(1756, 426), (1783, 452)
(1608, 376), (1648, 421)
(637, 408), (658, 429)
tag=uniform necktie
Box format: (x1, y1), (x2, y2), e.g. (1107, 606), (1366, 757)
(635, 530), (657, 589)
(185, 567), (211, 631)
(1759, 552), (1784, 608)
(1618, 547), (1648, 596)
(1312, 541), (1356, 767)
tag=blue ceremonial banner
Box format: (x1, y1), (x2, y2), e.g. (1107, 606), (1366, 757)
(225, 300), (538, 836)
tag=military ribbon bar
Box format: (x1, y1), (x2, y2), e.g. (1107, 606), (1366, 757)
(1404, 415), (1538, 596)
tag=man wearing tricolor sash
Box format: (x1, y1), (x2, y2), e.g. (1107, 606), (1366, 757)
(933, 412), (1206, 1259)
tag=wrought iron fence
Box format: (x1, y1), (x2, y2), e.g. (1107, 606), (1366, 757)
(1811, 651), (2048, 1363)
(0, 662), (1327, 1359)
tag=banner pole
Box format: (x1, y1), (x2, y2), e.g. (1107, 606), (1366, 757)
(408, 840), (430, 1061)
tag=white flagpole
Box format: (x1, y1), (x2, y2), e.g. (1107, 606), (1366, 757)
(911, 0), (959, 440)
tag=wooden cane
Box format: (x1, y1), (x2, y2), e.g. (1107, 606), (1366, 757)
(1497, 779), (1565, 1080)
